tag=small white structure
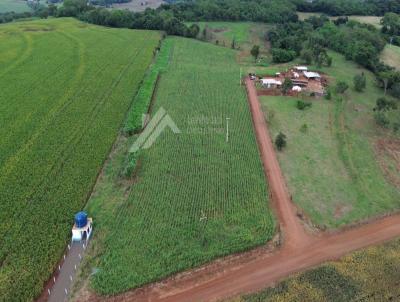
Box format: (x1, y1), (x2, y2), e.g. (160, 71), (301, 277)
(295, 66), (308, 72)
(303, 71), (321, 79)
(292, 85), (302, 92)
(293, 72), (300, 78)
(72, 212), (93, 242)
(261, 78), (282, 88)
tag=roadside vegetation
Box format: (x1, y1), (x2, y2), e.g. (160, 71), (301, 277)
(0, 18), (160, 301)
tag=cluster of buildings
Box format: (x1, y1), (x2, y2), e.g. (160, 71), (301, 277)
(259, 66), (325, 97)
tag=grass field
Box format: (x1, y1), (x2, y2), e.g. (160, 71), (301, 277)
(194, 22), (257, 44)
(261, 52), (400, 228)
(0, 18), (160, 301)
(297, 12), (382, 28)
(235, 238), (400, 301)
(0, 0), (31, 13)
(80, 37), (275, 295)
(381, 44), (400, 70)
(188, 22), (271, 64)
(110, 0), (164, 12)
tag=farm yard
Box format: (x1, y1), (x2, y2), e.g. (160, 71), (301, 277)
(75, 36), (275, 296)
(0, 18), (160, 301)
(260, 51), (400, 228)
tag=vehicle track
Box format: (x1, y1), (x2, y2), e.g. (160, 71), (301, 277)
(83, 78), (400, 302)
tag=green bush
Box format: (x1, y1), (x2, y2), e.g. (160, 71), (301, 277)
(325, 88), (332, 100)
(336, 81), (349, 94)
(271, 48), (296, 63)
(296, 100), (312, 110)
(373, 97), (398, 112)
(353, 73), (366, 92)
(300, 123), (308, 133)
(374, 112), (390, 128)
(124, 39), (172, 135)
(121, 151), (140, 178)
(275, 132), (287, 151)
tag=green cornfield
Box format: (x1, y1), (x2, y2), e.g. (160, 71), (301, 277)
(0, 18), (160, 301)
(91, 37), (275, 294)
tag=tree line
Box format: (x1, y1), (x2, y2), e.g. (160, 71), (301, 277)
(293, 0), (400, 16)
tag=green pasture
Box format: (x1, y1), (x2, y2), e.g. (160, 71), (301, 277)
(261, 51), (399, 228)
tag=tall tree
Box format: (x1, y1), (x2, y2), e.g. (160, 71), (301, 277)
(353, 73), (366, 92)
(281, 78), (293, 95)
(250, 45), (260, 62)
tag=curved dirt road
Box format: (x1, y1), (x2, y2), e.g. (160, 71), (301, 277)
(85, 78), (400, 302)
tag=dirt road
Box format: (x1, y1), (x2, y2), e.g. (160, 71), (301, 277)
(83, 78), (400, 302)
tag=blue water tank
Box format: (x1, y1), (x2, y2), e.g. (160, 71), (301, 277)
(75, 211), (88, 228)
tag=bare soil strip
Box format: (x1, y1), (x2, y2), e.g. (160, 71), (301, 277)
(82, 78), (400, 302)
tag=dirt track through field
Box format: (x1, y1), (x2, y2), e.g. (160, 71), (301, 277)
(84, 78), (400, 302)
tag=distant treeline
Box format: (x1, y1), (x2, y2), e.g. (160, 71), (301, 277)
(292, 0), (400, 16)
(1, 0), (298, 35)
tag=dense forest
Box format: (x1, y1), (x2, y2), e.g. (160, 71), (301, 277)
(293, 0), (400, 16)
(4, 0), (400, 27)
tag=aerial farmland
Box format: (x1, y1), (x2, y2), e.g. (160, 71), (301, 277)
(0, 18), (160, 301)
(1, 0), (400, 301)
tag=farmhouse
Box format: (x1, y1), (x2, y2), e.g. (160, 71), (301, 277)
(303, 71), (321, 80)
(261, 78), (282, 88)
(258, 66), (326, 96)
(295, 66), (308, 72)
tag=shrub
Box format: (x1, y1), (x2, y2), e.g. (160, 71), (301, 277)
(121, 151), (140, 178)
(281, 78), (293, 95)
(124, 40), (171, 135)
(325, 88), (332, 100)
(336, 81), (349, 94)
(374, 112), (390, 128)
(271, 48), (296, 63)
(300, 123), (308, 133)
(389, 83), (400, 98)
(353, 73), (366, 92)
(275, 132), (287, 151)
(296, 100), (312, 110)
(373, 97), (398, 112)
(393, 122), (400, 132)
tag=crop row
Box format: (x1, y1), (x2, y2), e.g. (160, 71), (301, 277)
(0, 18), (160, 301)
(91, 37), (275, 295)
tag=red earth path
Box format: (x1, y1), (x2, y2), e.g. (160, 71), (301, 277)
(85, 78), (400, 302)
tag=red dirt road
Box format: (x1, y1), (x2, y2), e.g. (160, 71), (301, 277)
(84, 78), (400, 302)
